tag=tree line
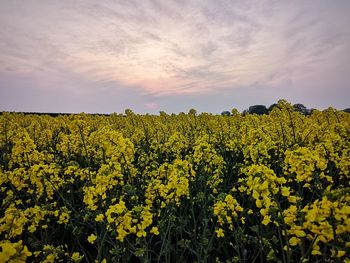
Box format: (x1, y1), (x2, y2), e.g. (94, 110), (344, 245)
(222, 103), (350, 116)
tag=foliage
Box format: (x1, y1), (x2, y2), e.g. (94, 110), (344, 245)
(248, 105), (268, 115)
(221, 111), (231, 116)
(0, 100), (349, 262)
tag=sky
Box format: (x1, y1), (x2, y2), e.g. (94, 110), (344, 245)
(0, 0), (349, 114)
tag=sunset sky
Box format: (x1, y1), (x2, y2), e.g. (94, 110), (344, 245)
(1, 0), (349, 114)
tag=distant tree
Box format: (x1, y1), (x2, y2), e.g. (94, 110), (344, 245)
(248, 105), (268, 115)
(231, 108), (239, 115)
(343, 108), (350, 113)
(293, 104), (309, 115)
(124, 109), (134, 116)
(221, 111), (231, 116)
(323, 107), (338, 113)
(310, 108), (318, 114)
(188, 108), (197, 116)
(268, 103), (278, 112)
(159, 111), (167, 117)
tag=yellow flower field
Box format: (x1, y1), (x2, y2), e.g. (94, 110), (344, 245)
(0, 100), (349, 262)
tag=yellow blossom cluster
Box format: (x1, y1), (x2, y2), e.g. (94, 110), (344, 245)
(0, 240), (32, 262)
(192, 136), (225, 193)
(285, 191), (350, 258)
(0, 101), (349, 262)
(145, 159), (195, 207)
(284, 146), (329, 187)
(239, 164), (288, 225)
(105, 201), (155, 241)
(213, 194), (243, 236)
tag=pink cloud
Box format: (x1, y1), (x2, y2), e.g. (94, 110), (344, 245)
(144, 102), (159, 110)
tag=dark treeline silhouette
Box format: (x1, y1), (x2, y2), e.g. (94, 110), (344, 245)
(221, 103), (350, 116)
(234, 103), (312, 116)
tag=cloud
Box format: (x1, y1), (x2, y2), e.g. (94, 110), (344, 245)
(144, 102), (159, 110)
(0, 0), (258, 95)
(0, 0), (349, 112)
